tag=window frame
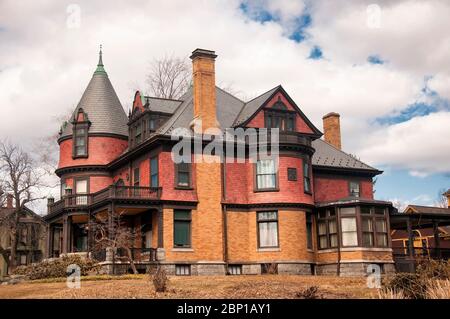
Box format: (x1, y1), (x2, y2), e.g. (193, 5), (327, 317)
(349, 181), (361, 198)
(264, 109), (296, 132)
(74, 177), (89, 205)
(303, 158), (312, 194)
(72, 123), (89, 159)
(306, 212), (313, 250)
(317, 208), (338, 249)
(173, 210), (192, 248)
(150, 156), (158, 188)
(133, 167), (140, 187)
(254, 159), (279, 192)
(256, 211), (279, 249)
(175, 161), (192, 189)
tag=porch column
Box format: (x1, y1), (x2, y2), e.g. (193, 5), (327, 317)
(406, 218), (415, 273)
(87, 211), (93, 253)
(62, 215), (72, 254)
(156, 208), (165, 261)
(433, 221), (441, 259)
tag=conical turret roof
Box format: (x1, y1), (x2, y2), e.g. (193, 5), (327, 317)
(60, 48), (128, 139)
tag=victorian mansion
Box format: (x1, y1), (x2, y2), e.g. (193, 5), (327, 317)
(44, 48), (396, 276)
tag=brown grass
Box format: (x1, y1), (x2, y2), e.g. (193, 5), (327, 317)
(0, 275), (376, 299)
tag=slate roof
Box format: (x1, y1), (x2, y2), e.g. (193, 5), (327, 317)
(145, 96), (183, 114)
(312, 138), (378, 171)
(405, 205), (450, 215)
(233, 86), (279, 126)
(60, 55), (128, 139)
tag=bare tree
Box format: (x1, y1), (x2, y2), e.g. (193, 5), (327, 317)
(435, 188), (448, 208)
(92, 211), (139, 274)
(0, 140), (48, 270)
(146, 55), (191, 99)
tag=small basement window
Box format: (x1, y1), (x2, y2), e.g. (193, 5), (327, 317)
(175, 264), (191, 276)
(228, 265), (242, 275)
(261, 263), (278, 274)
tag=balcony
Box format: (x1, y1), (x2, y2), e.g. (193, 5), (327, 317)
(48, 185), (162, 215)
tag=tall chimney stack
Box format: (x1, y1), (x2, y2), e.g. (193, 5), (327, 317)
(322, 112), (342, 149)
(6, 194), (13, 209)
(190, 48), (218, 132)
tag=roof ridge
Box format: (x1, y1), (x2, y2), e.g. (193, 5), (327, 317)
(244, 84), (280, 104)
(216, 86), (245, 103)
(317, 138), (377, 170)
(144, 96), (184, 102)
(157, 94), (194, 135)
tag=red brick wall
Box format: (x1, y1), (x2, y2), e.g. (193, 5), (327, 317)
(313, 175), (373, 202)
(246, 91), (314, 134)
(58, 136), (128, 169)
(225, 156), (314, 205)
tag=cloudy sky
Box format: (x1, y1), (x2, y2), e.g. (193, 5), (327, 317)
(0, 0), (449, 212)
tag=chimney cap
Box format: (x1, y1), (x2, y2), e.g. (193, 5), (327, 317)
(322, 112), (340, 120)
(190, 48), (217, 60)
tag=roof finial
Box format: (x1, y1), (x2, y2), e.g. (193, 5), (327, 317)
(95, 44), (106, 75)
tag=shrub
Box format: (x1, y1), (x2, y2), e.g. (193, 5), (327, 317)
(382, 273), (428, 299)
(416, 259), (450, 280)
(297, 286), (322, 299)
(426, 280), (450, 299)
(152, 266), (168, 293)
(12, 256), (100, 280)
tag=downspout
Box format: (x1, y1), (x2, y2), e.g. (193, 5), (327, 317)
(336, 205), (341, 276)
(221, 161), (229, 274)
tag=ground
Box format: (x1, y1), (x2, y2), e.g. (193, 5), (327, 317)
(0, 275), (378, 299)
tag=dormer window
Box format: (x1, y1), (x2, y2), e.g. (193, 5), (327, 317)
(72, 108), (89, 158)
(264, 100), (296, 132)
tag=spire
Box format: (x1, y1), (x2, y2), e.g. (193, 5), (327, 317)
(94, 44), (107, 75)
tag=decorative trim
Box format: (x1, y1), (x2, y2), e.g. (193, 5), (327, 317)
(55, 165), (110, 177)
(58, 132), (128, 144)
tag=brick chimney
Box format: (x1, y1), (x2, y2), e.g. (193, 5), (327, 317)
(190, 48), (218, 132)
(6, 194), (13, 208)
(322, 112), (342, 149)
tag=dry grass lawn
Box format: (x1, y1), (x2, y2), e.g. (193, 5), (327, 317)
(0, 275), (378, 299)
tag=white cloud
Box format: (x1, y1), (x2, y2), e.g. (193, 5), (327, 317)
(0, 0), (449, 207)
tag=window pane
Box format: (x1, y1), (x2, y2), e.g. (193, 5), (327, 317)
(363, 233), (374, 247)
(76, 180), (87, 193)
(319, 235), (328, 249)
(330, 234), (338, 247)
(76, 146), (86, 156)
(328, 220), (337, 234)
(178, 172), (189, 186)
(150, 157), (158, 173)
(304, 177), (311, 193)
(303, 162), (309, 177)
(375, 207), (385, 215)
(318, 221), (327, 235)
(341, 217), (356, 232)
(340, 207), (356, 215)
(257, 174), (276, 189)
(257, 160), (275, 174)
(258, 212), (277, 221)
(259, 221), (278, 247)
(376, 220), (387, 233)
(151, 174), (158, 187)
(174, 210), (190, 220)
(350, 181), (360, 197)
(174, 221), (190, 246)
(306, 221), (313, 249)
(360, 207), (371, 215)
(362, 218), (373, 232)
(377, 234), (388, 247)
(342, 232), (358, 246)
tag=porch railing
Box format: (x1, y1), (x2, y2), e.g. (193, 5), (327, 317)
(48, 185), (161, 215)
(393, 248), (450, 273)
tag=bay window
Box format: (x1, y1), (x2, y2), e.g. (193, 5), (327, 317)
(256, 159), (278, 190)
(257, 211), (279, 248)
(317, 209), (337, 249)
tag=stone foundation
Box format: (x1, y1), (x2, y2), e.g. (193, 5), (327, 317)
(317, 262), (396, 277)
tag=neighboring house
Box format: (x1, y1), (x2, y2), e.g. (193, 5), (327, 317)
(0, 195), (46, 278)
(44, 48), (396, 276)
(391, 203), (450, 260)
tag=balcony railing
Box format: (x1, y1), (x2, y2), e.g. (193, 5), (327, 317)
(48, 185), (161, 215)
(393, 247), (450, 273)
(91, 248), (157, 263)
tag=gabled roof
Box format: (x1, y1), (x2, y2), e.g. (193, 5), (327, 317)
(232, 85), (322, 137)
(60, 51), (128, 139)
(404, 205), (450, 215)
(156, 86), (245, 135)
(144, 96), (183, 114)
(312, 138), (380, 172)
